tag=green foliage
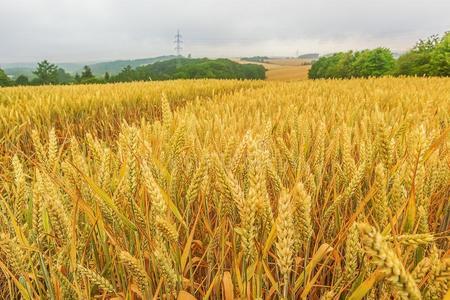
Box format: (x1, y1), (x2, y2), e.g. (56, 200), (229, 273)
(352, 48), (395, 77)
(33, 60), (58, 84)
(395, 35), (438, 76)
(74, 73), (81, 83)
(86, 55), (176, 75)
(395, 51), (427, 76)
(15, 75), (29, 86)
(111, 58), (266, 82)
(78, 66), (103, 84)
(429, 32), (449, 76)
(56, 68), (74, 84)
(112, 65), (136, 82)
(395, 33), (449, 76)
(309, 48), (395, 79)
(81, 66), (94, 80)
(0, 56), (176, 78)
(310, 33), (449, 79)
(0, 68), (12, 87)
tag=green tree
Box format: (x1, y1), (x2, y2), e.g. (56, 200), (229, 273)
(74, 73), (81, 83)
(33, 60), (58, 84)
(309, 53), (349, 79)
(112, 65), (137, 82)
(395, 35), (440, 76)
(15, 75), (29, 86)
(104, 72), (110, 81)
(430, 32), (450, 76)
(334, 51), (355, 78)
(309, 48), (395, 79)
(0, 68), (12, 87)
(56, 68), (74, 84)
(354, 48), (395, 77)
(308, 55), (328, 79)
(110, 59), (265, 82)
(81, 66), (94, 80)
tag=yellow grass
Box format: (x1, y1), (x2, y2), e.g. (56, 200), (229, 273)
(266, 65), (311, 81)
(233, 58), (311, 81)
(0, 78), (449, 299)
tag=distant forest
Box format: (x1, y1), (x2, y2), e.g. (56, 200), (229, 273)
(241, 56), (269, 63)
(0, 58), (266, 87)
(241, 53), (319, 63)
(309, 32), (449, 79)
(109, 58), (266, 82)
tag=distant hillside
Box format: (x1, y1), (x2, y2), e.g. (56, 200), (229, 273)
(1, 62), (89, 78)
(2, 67), (36, 79)
(88, 56), (176, 75)
(1, 55), (176, 78)
(298, 53), (319, 59)
(241, 56), (269, 63)
(111, 58), (266, 82)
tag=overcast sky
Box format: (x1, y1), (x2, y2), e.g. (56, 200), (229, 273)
(1, 0), (449, 63)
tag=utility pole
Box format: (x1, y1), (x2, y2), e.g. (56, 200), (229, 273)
(174, 30), (183, 56)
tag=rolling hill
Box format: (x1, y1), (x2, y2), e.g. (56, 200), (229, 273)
(87, 56), (176, 75)
(1, 55), (176, 78)
(234, 57), (311, 81)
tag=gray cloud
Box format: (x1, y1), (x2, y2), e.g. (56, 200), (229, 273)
(1, 0), (449, 62)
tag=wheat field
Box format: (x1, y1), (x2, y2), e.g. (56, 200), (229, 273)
(0, 78), (449, 299)
(233, 59), (310, 81)
(266, 65), (310, 81)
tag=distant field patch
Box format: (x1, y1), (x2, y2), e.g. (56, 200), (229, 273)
(265, 58), (312, 66)
(266, 65), (310, 81)
(233, 58), (312, 81)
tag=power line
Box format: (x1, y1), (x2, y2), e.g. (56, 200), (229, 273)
(174, 30), (183, 56)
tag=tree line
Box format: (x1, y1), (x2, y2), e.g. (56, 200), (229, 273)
(0, 60), (109, 87)
(309, 32), (449, 79)
(0, 58), (265, 87)
(108, 58), (265, 82)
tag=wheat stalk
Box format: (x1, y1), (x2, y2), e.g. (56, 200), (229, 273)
(118, 251), (149, 294)
(77, 264), (115, 293)
(276, 189), (294, 299)
(358, 223), (422, 300)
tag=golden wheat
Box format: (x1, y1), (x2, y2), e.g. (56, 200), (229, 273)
(0, 77), (448, 299)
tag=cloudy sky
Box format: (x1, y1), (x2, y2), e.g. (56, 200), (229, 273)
(1, 0), (449, 63)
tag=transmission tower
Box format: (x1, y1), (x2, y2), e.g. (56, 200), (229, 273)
(174, 30), (183, 56)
